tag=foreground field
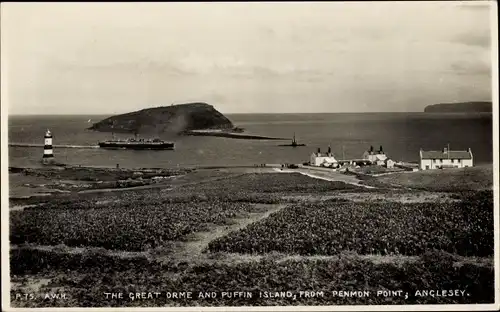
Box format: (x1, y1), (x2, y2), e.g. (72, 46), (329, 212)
(9, 169), (496, 307)
(208, 191), (493, 257)
(10, 248), (493, 307)
(11, 201), (263, 251)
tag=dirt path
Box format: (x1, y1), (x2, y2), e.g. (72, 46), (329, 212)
(10, 204), (44, 212)
(10, 203), (288, 263)
(10, 244), (150, 258)
(156, 203), (288, 262)
(10, 277), (53, 295)
(213, 252), (493, 268)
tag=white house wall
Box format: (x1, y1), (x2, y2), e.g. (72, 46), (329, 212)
(420, 158), (473, 170)
(462, 159), (473, 167)
(311, 156), (337, 166)
(420, 159), (433, 170)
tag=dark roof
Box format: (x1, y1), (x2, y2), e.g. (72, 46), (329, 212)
(312, 152), (335, 157)
(420, 150), (472, 159)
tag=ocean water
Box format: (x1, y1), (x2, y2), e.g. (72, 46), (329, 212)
(8, 113), (493, 169)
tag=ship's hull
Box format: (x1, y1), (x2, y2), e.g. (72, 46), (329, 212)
(98, 142), (174, 150)
(278, 144), (306, 147)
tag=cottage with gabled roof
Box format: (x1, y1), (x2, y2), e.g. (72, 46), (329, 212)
(310, 147), (338, 167)
(362, 145), (387, 165)
(419, 146), (473, 170)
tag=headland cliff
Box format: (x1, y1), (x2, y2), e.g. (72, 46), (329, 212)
(424, 101), (492, 113)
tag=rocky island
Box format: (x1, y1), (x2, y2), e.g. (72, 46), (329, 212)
(88, 102), (286, 140)
(89, 102), (234, 134)
(424, 101), (492, 113)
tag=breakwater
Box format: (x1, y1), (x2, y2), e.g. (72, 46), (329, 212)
(182, 130), (287, 140)
(9, 143), (99, 149)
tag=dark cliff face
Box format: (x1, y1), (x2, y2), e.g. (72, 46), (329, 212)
(88, 103), (234, 134)
(424, 102), (492, 113)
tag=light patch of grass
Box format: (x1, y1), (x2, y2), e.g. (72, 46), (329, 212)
(373, 164), (492, 192)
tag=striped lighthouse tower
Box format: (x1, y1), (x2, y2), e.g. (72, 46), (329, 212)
(42, 129), (54, 164)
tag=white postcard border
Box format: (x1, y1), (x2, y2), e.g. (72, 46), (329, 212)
(1, 1), (499, 311)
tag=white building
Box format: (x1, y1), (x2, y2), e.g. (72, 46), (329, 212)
(419, 147), (473, 170)
(384, 158), (395, 169)
(310, 147), (338, 167)
(362, 146), (387, 165)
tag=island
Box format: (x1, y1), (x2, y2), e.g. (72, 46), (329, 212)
(88, 102), (286, 140)
(424, 101), (492, 113)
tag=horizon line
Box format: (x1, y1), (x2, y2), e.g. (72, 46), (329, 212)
(8, 111), (495, 116)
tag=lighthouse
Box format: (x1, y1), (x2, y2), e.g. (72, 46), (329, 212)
(42, 129), (54, 164)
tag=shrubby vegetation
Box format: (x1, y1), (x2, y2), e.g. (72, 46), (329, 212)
(11, 201), (258, 251)
(11, 249), (494, 307)
(9, 169), (494, 307)
(209, 191), (493, 257)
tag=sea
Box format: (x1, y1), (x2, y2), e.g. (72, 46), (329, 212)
(8, 113), (493, 169)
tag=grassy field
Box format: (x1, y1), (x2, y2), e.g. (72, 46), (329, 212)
(354, 165), (405, 175)
(360, 165), (493, 192)
(9, 169), (495, 307)
(10, 171), (373, 207)
(179, 172), (372, 194)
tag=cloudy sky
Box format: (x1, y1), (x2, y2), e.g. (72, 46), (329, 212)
(1, 1), (494, 114)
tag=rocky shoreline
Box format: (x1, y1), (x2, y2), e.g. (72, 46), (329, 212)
(9, 165), (192, 200)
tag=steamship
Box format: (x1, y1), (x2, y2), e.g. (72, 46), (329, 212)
(96, 120), (175, 150)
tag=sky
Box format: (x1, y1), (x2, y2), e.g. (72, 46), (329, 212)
(1, 1), (495, 115)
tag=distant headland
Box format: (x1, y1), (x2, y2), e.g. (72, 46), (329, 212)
(424, 101), (492, 113)
(88, 102), (286, 140)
